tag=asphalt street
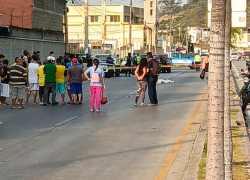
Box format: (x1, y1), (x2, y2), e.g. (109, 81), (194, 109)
(0, 68), (207, 180)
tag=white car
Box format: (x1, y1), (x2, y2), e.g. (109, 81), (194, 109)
(230, 52), (238, 61)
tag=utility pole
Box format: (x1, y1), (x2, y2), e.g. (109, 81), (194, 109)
(200, 28), (203, 55)
(64, 1), (69, 53)
(85, 0), (89, 53)
(129, 0), (132, 53)
(110, 0), (112, 4)
(178, 23), (181, 47)
(169, 7), (173, 55)
(102, 0), (106, 43)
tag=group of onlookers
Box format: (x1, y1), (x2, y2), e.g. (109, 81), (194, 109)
(0, 50), (107, 111)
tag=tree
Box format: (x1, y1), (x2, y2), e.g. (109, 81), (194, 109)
(231, 28), (244, 48)
(224, 0), (233, 179)
(206, 0), (226, 179)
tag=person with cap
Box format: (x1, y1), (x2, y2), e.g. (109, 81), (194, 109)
(67, 58), (84, 104)
(43, 57), (58, 106)
(106, 54), (114, 64)
(47, 51), (56, 64)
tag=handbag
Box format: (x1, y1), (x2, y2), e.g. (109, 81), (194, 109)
(200, 70), (206, 80)
(101, 91), (108, 105)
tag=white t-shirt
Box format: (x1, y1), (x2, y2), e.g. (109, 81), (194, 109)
(28, 63), (39, 83)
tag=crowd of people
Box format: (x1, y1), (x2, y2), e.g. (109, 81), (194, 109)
(0, 50), (106, 111)
(0, 50), (161, 113)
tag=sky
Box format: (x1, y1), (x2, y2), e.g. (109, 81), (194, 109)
(71, 0), (188, 7)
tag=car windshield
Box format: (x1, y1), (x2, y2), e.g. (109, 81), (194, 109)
(140, 54), (147, 59)
(95, 55), (110, 61)
(245, 52), (250, 56)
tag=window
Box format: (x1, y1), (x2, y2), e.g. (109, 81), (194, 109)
(150, 9), (153, 16)
(150, 1), (153, 7)
(125, 16), (130, 22)
(90, 16), (98, 22)
(110, 16), (120, 22)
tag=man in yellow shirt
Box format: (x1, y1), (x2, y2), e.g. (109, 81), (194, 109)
(37, 60), (47, 105)
(56, 58), (66, 105)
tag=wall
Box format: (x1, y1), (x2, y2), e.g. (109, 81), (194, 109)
(0, 27), (64, 64)
(33, 0), (64, 32)
(0, 0), (33, 28)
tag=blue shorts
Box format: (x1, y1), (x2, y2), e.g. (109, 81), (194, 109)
(70, 83), (82, 94)
(56, 83), (65, 94)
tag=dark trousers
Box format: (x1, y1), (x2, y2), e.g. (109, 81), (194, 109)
(125, 66), (131, 76)
(148, 76), (158, 104)
(44, 82), (56, 104)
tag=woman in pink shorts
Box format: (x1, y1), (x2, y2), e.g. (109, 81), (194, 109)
(84, 59), (106, 112)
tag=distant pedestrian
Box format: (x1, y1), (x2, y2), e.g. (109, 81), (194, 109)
(134, 58), (148, 106)
(84, 59), (106, 112)
(0, 66), (3, 105)
(106, 54), (114, 64)
(67, 58), (84, 104)
(47, 51), (56, 64)
(124, 53), (133, 77)
(147, 52), (159, 106)
(8, 58), (28, 109)
(37, 60), (47, 105)
(201, 55), (209, 83)
(1, 59), (10, 105)
(56, 58), (66, 105)
(26, 56), (39, 104)
(43, 58), (58, 106)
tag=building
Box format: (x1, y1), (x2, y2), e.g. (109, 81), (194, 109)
(0, 0), (65, 63)
(207, 0), (250, 49)
(67, 1), (162, 57)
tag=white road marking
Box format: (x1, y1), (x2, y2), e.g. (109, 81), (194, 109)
(166, 72), (182, 79)
(129, 91), (137, 95)
(55, 116), (79, 126)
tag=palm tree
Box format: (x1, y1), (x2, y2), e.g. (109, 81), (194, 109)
(224, 0), (233, 179)
(206, 0), (226, 179)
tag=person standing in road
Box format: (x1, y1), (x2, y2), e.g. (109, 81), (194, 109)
(134, 58), (148, 106)
(56, 58), (66, 105)
(132, 53), (137, 77)
(136, 53), (141, 65)
(201, 55), (209, 83)
(43, 58), (58, 106)
(0, 54), (5, 66)
(37, 60), (47, 105)
(47, 51), (56, 64)
(147, 52), (158, 106)
(26, 56), (39, 104)
(84, 59), (106, 112)
(0, 66), (3, 105)
(106, 54), (114, 64)
(8, 58), (29, 109)
(67, 58), (84, 104)
(1, 59), (10, 105)
(124, 53), (133, 77)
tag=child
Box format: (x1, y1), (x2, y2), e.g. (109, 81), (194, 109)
(134, 58), (148, 106)
(84, 59), (106, 112)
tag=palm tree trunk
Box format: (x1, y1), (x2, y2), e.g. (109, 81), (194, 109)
(206, 0), (226, 179)
(224, 0), (233, 179)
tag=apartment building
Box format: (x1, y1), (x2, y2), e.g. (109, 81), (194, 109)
(67, 3), (163, 56)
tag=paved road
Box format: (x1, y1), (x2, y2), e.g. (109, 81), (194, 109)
(0, 68), (207, 180)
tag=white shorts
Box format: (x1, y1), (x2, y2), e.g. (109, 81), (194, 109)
(1, 84), (10, 97)
(28, 83), (39, 91)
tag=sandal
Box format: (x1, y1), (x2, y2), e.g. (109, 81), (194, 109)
(76, 101), (82, 104)
(19, 107), (25, 109)
(10, 107), (16, 109)
(62, 102), (66, 105)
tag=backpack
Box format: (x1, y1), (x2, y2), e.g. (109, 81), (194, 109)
(91, 67), (100, 83)
(151, 60), (161, 76)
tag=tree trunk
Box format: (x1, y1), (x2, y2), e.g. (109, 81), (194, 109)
(224, 0), (233, 179)
(206, 0), (226, 179)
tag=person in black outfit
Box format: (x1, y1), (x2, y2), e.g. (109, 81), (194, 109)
(1, 59), (10, 105)
(86, 53), (92, 67)
(147, 52), (158, 106)
(106, 54), (114, 64)
(125, 53), (133, 77)
(160, 55), (167, 73)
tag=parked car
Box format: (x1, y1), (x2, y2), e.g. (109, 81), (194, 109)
(244, 51), (250, 61)
(230, 52), (239, 61)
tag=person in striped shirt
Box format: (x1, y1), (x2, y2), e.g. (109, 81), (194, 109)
(8, 58), (28, 109)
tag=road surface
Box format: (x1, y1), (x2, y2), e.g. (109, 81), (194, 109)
(0, 68), (207, 180)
